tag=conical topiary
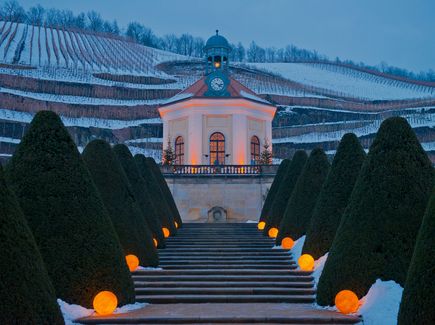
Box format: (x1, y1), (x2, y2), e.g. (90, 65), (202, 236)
(302, 134), (365, 259)
(145, 157), (183, 228)
(264, 151), (307, 236)
(115, 152), (166, 249)
(398, 188), (435, 325)
(277, 148), (330, 243)
(82, 140), (159, 266)
(259, 159), (290, 224)
(317, 117), (434, 306)
(134, 154), (177, 235)
(0, 164), (65, 324)
(5, 111), (135, 307)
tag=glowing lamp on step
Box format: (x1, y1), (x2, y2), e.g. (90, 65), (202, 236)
(125, 254), (139, 272)
(268, 227), (278, 238)
(162, 227), (170, 238)
(175, 221), (179, 229)
(257, 221), (266, 230)
(281, 237), (294, 249)
(298, 254), (314, 271)
(93, 291), (118, 316)
(335, 290), (359, 314)
(153, 238), (158, 247)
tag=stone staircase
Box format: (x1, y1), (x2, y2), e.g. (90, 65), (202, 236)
(79, 223), (361, 324)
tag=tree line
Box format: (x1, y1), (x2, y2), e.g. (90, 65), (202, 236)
(1, 0), (434, 81)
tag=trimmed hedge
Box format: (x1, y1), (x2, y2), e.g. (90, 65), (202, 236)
(134, 154), (177, 235)
(0, 164), (64, 324)
(317, 117), (434, 306)
(398, 188), (435, 325)
(264, 151), (307, 235)
(6, 111), (135, 307)
(303, 134), (365, 259)
(277, 148), (330, 243)
(82, 140), (159, 266)
(112, 149), (166, 248)
(145, 157), (183, 228)
(259, 159), (290, 224)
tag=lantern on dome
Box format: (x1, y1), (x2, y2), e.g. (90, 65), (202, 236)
(281, 237), (294, 249)
(298, 254), (314, 271)
(268, 227), (278, 238)
(335, 290), (359, 314)
(257, 221), (266, 230)
(125, 254), (139, 272)
(162, 227), (170, 238)
(93, 291), (118, 316)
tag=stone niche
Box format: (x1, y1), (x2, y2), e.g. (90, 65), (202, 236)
(164, 175), (274, 223)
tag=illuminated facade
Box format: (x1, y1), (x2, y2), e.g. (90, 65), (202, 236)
(158, 31), (276, 165)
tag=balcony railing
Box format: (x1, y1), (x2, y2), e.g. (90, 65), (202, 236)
(160, 164), (279, 176)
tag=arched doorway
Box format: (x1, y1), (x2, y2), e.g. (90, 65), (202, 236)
(250, 136), (260, 164)
(175, 136), (184, 165)
(210, 132), (225, 165)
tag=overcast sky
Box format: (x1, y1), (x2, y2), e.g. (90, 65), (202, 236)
(17, 0), (435, 72)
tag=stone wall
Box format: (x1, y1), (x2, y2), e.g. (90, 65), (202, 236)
(164, 175), (274, 223)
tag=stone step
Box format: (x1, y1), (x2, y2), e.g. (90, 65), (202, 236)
(160, 264), (297, 270)
(159, 256), (292, 261)
(133, 269), (307, 276)
(158, 254), (290, 259)
(131, 275), (314, 282)
(164, 245), (274, 249)
(159, 259), (294, 264)
(135, 294), (316, 304)
(134, 281), (314, 288)
(135, 287), (316, 296)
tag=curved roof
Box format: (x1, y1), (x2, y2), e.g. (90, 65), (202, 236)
(204, 31), (231, 50)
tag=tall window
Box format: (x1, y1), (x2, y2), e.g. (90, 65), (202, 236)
(251, 136), (260, 163)
(175, 136), (184, 165)
(210, 132), (225, 165)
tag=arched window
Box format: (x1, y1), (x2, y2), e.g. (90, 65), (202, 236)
(251, 136), (260, 163)
(175, 136), (184, 165)
(210, 132), (225, 165)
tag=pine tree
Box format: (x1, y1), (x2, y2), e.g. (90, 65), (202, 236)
(264, 150), (307, 235)
(145, 156), (183, 228)
(259, 159), (290, 224)
(6, 111), (135, 307)
(317, 117), (434, 306)
(115, 152), (166, 248)
(398, 188), (435, 325)
(82, 140), (159, 266)
(134, 154), (177, 235)
(303, 134), (365, 259)
(0, 164), (64, 324)
(277, 148), (330, 243)
(162, 137), (176, 165)
(259, 138), (273, 165)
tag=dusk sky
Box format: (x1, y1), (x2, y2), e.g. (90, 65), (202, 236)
(18, 0), (435, 72)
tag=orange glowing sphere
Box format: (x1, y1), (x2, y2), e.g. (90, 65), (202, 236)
(281, 237), (295, 249)
(298, 254), (314, 271)
(257, 221), (266, 230)
(162, 227), (170, 238)
(125, 254), (139, 272)
(175, 221), (179, 229)
(153, 238), (158, 247)
(93, 291), (118, 316)
(335, 290), (359, 314)
(268, 227), (279, 238)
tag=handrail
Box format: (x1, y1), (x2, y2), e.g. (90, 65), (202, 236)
(160, 164), (278, 175)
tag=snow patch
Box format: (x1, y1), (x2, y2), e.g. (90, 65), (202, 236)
(245, 220), (258, 223)
(312, 253), (328, 285)
(137, 266), (162, 271)
(290, 235), (305, 263)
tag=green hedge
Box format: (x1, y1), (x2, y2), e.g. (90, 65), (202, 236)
(264, 151), (307, 235)
(134, 154), (177, 235)
(6, 111), (135, 307)
(303, 134), (365, 259)
(111, 148), (166, 248)
(82, 140), (159, 267)
(0, 164), (64, 324)
(259, 159), (290, 224)
(277, 148), (330, 243)
(398, 188), (435, 324)
(317, 117), (434, 306)
(145, 157), (183, 228)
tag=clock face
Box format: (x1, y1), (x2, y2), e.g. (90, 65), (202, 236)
(210, 77), (225, 91)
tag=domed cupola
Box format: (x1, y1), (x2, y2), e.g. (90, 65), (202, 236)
(204, 30), (231, 74)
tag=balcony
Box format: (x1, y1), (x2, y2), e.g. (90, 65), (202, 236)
(160, 164), (279, 176)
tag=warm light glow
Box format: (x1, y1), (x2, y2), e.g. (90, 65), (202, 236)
(93, 291), (118, 316)
(281, 237), (295, 249)
(268, 227), (278, 238)
(335, 290), (359, 314)
(298, 254), (314, 271)
(162, 227), (170, 238)
(257, 221), (266, 230)
(153, 238), (158, 247)
(125, 254), (139, 272)
(175, 221), (179, 229)
(214, 62), (221, 68)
